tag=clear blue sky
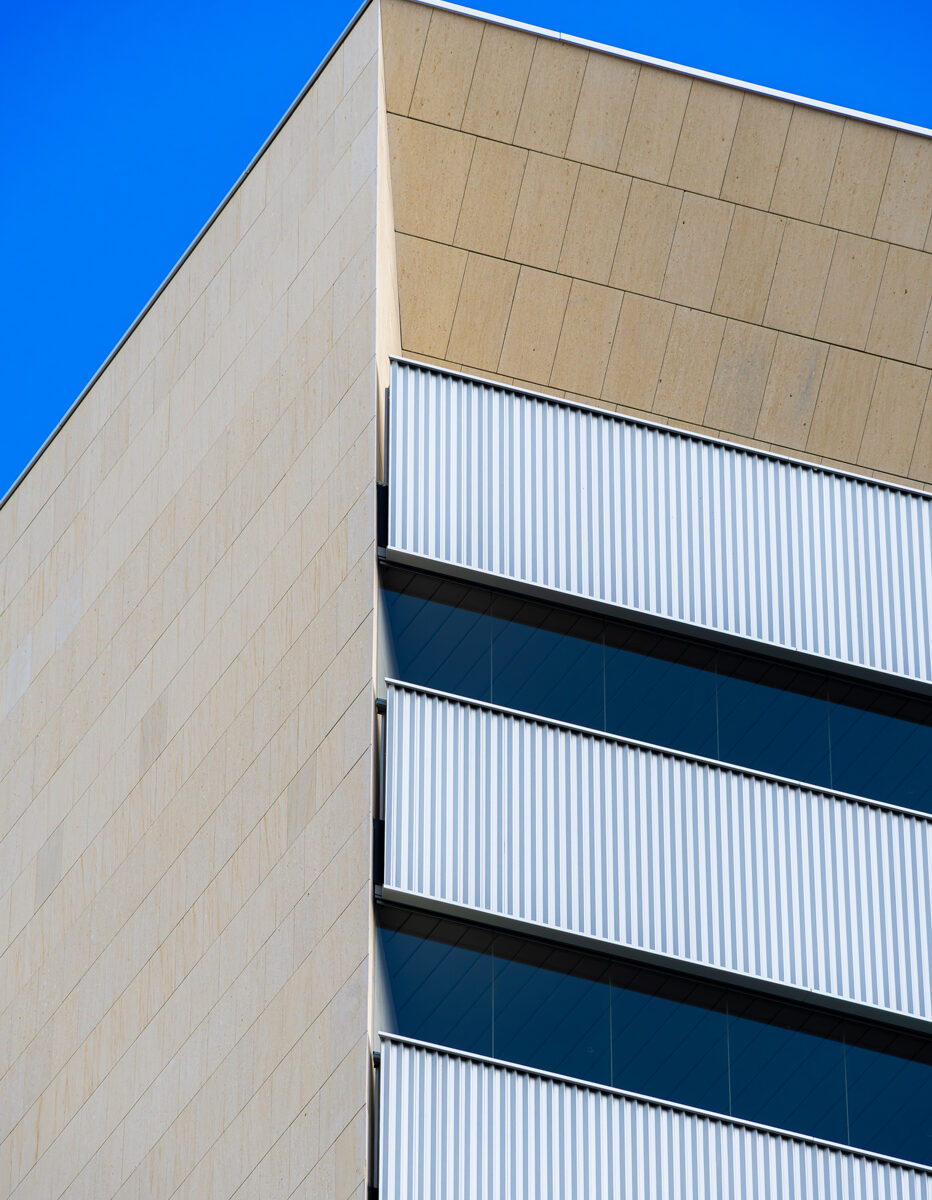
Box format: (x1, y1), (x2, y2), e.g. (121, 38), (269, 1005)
(2, 0), (929, 500)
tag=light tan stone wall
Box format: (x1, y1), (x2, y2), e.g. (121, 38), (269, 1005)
(383, 0), (932, 491)
(0, 7), (382, 1198)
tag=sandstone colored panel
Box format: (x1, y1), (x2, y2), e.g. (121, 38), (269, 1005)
(395, 233), (466, 358)
(920, 307), (932, 369)
(705, 321), (777, 436)
(384, 1), (932, 492)
(668, 79), (743, 196)
(453, 138), (527, 258)
(381, 0), (430, 115)
(756, 333), (828, 450)
(513, 37), (587, 156)
(660, 192), (734, 310)
(763, 220), (836, 337)
(858, 360), (931, 476)
(911, 388), (932, 483)
(769, 105), (843, 223)
(815, 232), (888, 350)
(550, 280), (623, 395)
(602, 293), (675, 410)
(565, 52), (639, 170)
(866, 245), (932, 362)
(408, 8), (483, 128)
(461, 23), (536, 142)
(712, 207), (785, 324)
(874, 132), (932, 250)
(652, 307), (726, 423)
(387, 115), (474, 242)
(446, 254), (520, 371)
(617, 66), (691, 183)
(822, 119), (895, 236)
(506, 153), (579, 271)
(721, 93), (791, 209)
(0, 13), (381, 1199)
(498, 266), (571, 383)
(610, 178), (682, 296)
(806, 346), (879, 460)
(558, 167), (630, 284)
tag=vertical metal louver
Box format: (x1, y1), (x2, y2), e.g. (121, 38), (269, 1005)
(379, 1036), (932, 1198)
(384, 681), (932, 1026)
(387, 359), (932, 690)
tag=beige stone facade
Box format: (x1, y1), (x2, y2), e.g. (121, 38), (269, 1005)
(383, 0), (932, 490)
(0, 6), (389, 1196)
(1, 2), (930, 1197)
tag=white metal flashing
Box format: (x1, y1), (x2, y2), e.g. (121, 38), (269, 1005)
(388, 360), (932, 692)
(390, 355), (932, 503)
(380, 1033), (932, 1173)
(376, 1036), (930, 1195)
(411, 0), (932, 138)
(384, 677), (932, 826)
(383, 680), (932, 1029)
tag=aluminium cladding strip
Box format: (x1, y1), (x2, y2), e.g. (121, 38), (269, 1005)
(383, 681), (932, 1026)
(378, 1036), (932, 1199)
(387, 360), (932, 691)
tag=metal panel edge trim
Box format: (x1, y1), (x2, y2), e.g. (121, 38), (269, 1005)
(397, 3), (932, 137)
(377, 887), (932, 1039)
(389, 356), (932, 503)
(384, 678), (932, 826)
(378, 1033), (932, 1176)
(382, 546), (932, 702)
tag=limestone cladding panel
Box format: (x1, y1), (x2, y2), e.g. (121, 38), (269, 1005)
(382, 0), (932, 491)
(0, 9), (382, 1199)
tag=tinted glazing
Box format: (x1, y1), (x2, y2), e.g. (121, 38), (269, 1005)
(492, 595), (604, 730)
(381, 567), (932, 813)
(378, 907), (932, 1166)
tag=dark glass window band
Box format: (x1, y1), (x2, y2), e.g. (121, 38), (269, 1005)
(378, 904), (932, 1168)
(380, 565), (932, 815)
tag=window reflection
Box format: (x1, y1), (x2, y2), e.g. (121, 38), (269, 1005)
(605, 626), (717, 758)
(829, 682), (932, 810)
(611, 965), (729, 1114)
(378, 906), (932, 1167)
(379, 909), (493, 1057)
(381, 567), (932, 814)
(494, 935), (611, 1085)
(727, 998), (847, 1144)
(716, 654), (831, 787)
(846, 1025), (932, 1167)
(382, 572), (491, 701)
(492, 595), (604, 730)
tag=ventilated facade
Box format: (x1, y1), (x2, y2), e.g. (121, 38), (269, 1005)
(2, 1), (931, 1196)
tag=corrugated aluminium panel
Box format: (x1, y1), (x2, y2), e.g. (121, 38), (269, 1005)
(384, 681), (932, 1026)
(379, 1036), (932, 1198)
(387, 359), (932, 690)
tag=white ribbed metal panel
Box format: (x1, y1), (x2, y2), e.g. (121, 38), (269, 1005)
(384, 681), (932, 1026)
(378, 1036), (932, 1198)
(387, 359), (932, 690)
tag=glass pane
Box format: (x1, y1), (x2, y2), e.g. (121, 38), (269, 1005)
(728, 1000), (847, 1144)
(829, 682), (932, 813)
(379, 914), (493, 1057)
(491, 595), (604, 731)
(382, 570), (491, 701)
(716, 654), (832, 788)
(611, 965), (730, 1114)
(846, 1029), (932, 1167)
(493, 937), (611, 1086)
(604, 625), (717, 758)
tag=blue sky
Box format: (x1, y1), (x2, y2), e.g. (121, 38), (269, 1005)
(2, 0), (929, 500)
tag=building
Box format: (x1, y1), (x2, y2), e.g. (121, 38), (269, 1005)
(2, 0), (932, 1195)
